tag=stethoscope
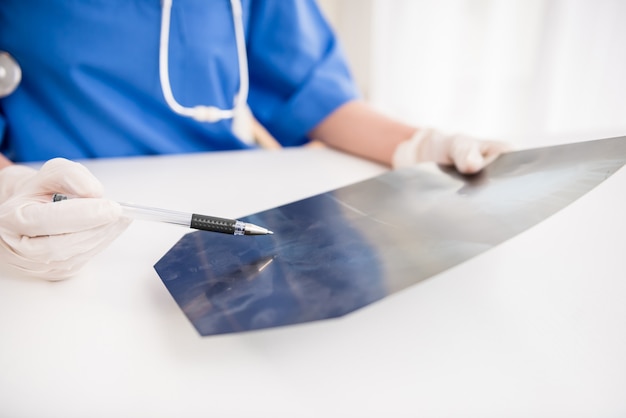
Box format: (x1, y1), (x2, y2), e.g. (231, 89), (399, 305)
(159, 0), (248, 123)
(0, 0), (248, 125)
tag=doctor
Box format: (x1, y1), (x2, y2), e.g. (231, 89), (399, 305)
(0, 0), (508, 280)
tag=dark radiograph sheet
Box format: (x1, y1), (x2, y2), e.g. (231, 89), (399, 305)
(154, 136), (626, 336)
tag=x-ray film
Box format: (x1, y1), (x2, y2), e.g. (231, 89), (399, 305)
(154, 136), (626, 336)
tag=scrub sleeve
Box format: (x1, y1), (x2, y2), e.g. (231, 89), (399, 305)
(246, 0), (360, 147)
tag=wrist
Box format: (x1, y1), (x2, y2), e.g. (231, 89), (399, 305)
(0, 153), (14, 170)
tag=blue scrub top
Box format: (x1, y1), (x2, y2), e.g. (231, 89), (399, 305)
(0, 0), (358, 162)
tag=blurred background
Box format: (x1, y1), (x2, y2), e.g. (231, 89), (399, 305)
(318, 0), (626, 149)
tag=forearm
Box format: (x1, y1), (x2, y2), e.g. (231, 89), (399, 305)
(309, 100), (417, 167)
(309, 100), (512, 174)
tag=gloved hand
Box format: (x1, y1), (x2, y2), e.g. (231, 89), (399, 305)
(0, 158), (131, 280)
(392, 127), (512, 174)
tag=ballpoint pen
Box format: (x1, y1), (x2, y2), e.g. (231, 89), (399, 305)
(52, 194), (273, 236)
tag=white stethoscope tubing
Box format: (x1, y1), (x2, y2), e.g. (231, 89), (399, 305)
(159, 0), (249, 123)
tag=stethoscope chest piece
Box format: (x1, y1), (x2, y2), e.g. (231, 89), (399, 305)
(0, 52), (22, 98)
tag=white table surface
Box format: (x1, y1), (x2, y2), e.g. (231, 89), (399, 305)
(1, 147), (625, 418)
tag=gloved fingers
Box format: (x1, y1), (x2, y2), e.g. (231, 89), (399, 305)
(1, 216), (131, 280)
(449, 136), (484, 174)
(24, 158), (105, 198)
(4, 198), (124, 237)
(0, 158), (127, 281)
(3, 215), (131, 261)
(471, 140), (514, 172)
(480, 140), (513, 159)
(451, 137), (512, 174)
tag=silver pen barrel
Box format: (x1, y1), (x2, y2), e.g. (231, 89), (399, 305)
(52, 194), (273, 236)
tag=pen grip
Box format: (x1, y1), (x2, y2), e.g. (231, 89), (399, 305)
(190, 214), (244, 235)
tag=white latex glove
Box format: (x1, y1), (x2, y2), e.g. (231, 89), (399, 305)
(0, 158), (131, 280)
(392, 127), (512, 174)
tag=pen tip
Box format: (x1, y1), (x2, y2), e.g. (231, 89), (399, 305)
(268, 230), (274, 235)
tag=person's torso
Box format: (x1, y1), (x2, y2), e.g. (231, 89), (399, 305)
(0, 0), (252, 162)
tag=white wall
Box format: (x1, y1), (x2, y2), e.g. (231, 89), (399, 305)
(319, 0), (626, 148)
(317, 0), (374, 98)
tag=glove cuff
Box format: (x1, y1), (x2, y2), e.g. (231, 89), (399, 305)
(392, 127), (451, 169)
(392, 129), (425, 169)
(0, 164), (37, 203)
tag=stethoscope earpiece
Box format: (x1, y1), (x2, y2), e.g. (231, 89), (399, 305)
(0, 52), (22, 98)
